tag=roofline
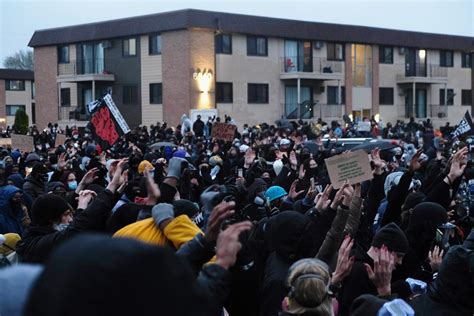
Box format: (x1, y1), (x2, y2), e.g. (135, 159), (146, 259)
(28, 8), (474, 51)
(0, 69), (34, 81)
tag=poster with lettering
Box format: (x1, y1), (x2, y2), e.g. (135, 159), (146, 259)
(324, 150), (373, 189)
(211, 122), (237, 142)
(11, 134), (34, 153)
(55, 134), (67, 148)
(87, 94), (131, 150)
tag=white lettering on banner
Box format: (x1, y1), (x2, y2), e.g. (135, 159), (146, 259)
(103, 94), (131, 134)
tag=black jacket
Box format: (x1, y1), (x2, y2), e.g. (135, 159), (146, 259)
(16, 189), (117, 263)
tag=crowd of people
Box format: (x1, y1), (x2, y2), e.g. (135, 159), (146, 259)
(0, 114), (473, 316)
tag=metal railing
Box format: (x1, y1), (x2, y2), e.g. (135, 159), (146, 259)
(59, 106), (91, 121)
(397, 104), (448, 119)
(395, 63), (448, 80)
(284, 102), (344, 119)
(58, 58), (113, 76)
(281, 56), (343, 74)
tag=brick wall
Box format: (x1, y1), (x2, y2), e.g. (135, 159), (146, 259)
(34, 46), (58, 129)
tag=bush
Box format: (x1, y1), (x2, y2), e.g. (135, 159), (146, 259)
(14, 109), (29, 134)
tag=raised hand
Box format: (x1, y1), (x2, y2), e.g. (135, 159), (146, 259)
(341, 183), (355, 207)
(315, 184), (333, 211)
(448, 146), (468, 180)
(216, 221), (253, 270)
(332, 235), (355, 285)
(57, 152), (67, 171)
(77, 190), (98, 209)
(205, 200), (236, 243)
(330, 181), (349, 210)
(365, 246), (396, 296)
(144, 166), (161, 204)
(289, 179), (305, 200)
(409, 149), (424, 172)
(428, 246), (444, 272)
(289, 151), (298, 168)
(371, 148), (386, 175)
(107, 158), (129, 193)
(76, 167), (99, 194)
(244, 149), (256, 167)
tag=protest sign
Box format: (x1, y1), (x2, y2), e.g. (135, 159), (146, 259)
(211, 122), (237, 142)
(324, 150), (373, 189)
(87, 93), (130, 150)
(357, 121), (371, 132)
(55, 134), (67, 148)
(11, 134), (34, 152)
(451, 111), (473, 139)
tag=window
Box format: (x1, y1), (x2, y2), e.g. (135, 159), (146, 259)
(6, 105), (25, 116)
(462, 53), (471, 68)
(58, 45), (69, 63)
(60, 88), (71, 107)
(215, 34), (232, 54)
(216, 82), (233, 103)
(462, 90), (471, 105)
(352, 44), (372, 86)
(327, 43), (344, 61)
(123, 85), (138, 104)
(149, 83), (162, 104)
(31, 81), (35, 99)
(247, 36), (267, 56)
(379, 88), (394, 105)
(248, 84), (268, 103)
(379, 46), (393, 64)
(123, 38), (137, 56)
(440, 89), (454, 105)
(6, 80), (25, 91)
(327, 86), (345, 104)
(440, 50), (453, 67)
(149, 34), (161, 55)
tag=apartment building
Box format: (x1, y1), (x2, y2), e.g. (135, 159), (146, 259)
(0, 69), (35, 128)
(28, 9), (473, 129)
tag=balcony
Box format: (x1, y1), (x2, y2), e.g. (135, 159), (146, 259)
(284, 102), (344, 120)
(396, 104), (449, 119)
(57, 58), (115, 83)
(59, 106), (91, 122)
(395, 63), (448, 84)
(280, 56), (344, 81)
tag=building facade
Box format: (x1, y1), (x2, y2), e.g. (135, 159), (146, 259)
(28, 9), (473, 129)
(0, 69), (35, 129)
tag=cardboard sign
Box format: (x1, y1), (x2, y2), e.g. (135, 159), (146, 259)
(211, 122), (237, 142)
(55, 134), (67, 148)
(357, 121), (371, 132)
(11, 134), (34, 152)
(324, 150), (373, 189)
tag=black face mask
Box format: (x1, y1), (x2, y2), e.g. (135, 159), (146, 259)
(262, 177), (272, 186)
(40, 174), (49, 183)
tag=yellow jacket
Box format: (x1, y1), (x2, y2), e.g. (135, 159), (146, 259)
(113, 215), (202, 249)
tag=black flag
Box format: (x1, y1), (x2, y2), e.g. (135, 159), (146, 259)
(451, 111), (473, 139)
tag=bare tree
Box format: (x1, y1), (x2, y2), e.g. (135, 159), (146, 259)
(3, 50), (34, 70)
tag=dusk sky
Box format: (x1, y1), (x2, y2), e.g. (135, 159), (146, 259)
(0, 0), (472, 64)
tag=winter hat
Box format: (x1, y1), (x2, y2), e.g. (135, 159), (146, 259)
(402, 192), (426, 211)
(7, 174), (24, 189)
(31, 194), (71, 227)
(372, 223), (409, 254)
(46, 182), (66, 193)
(10, 150), (21, 163)
(406, 202), (447, 234)
(173, 199), (200, 219)
(350, 294), (386, 316)
(25, 153), (41, 165)
(279, 138), (291, 147)
(143, 152), (158, 163)
(239, 144), (249, 153)
(0, 233), (21, 255)
(265, 185), (287, 203)
(23, 234), (206, 316)
(173, 149), (187, 159)
(106, 159), (118, 171)
(85, 144), (97, 157)
(209, 155), (223, 167)
(138, 160), (153, 175)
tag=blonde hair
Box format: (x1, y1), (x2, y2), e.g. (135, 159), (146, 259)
(286, 259), (334, 316)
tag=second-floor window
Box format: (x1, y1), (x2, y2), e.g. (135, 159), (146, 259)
(215, 34), (232, 54)
(247, 36), (267, 56)
(248, 83), (268, 103)
(61, 88), (71, 106)
(379, 46), (393, 64)
(327, 43), (344, 61)
(440, 89), (454, 105)
(327, 86), (345, 105)
(123, 38), (137, 56)
(58, 45), (69, 63)
(462, 90), (471, 105)
(149, 83), (162, 104)
(149, 34), (161, 55)
(216, 82), (233, 103)
(440, 50), (453, 67)
(379, 88), (394, 105)
(462, 53), (471, 68)
(123, 85), (138, 104)
(6, 80), (25, 91)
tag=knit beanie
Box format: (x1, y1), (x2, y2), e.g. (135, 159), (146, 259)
(138, 160), (153, 175)
(209, 155), (223, 167)
(173, 199), (200, 219)
(31, 194), (71, 226)
(372, 223), (409, 254)
(0, 233), (21, 255)
(173, 149), (187, 159)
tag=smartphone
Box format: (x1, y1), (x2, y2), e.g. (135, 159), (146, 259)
(238, 168), (243, 178)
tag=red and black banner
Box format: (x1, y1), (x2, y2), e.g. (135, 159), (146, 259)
(87, 94), (131, 150)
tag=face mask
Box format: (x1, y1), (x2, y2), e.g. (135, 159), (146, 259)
(53, 223), (69, 231)
(68, 181), (78, 190)
(41, 174), (49, 183)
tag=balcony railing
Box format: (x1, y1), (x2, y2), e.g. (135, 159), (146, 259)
(397, 104), (448, 119)
(281, 56), (343, 74)
(58, 58), (113, 76)
(59, 106), (91, 121)
(284, 102), (344, 119)
(395, 63), (448, 80)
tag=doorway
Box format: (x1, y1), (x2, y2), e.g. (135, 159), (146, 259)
(406, 89), (427, 118)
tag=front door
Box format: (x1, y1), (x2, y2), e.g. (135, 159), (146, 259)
(406, 89), (427, 118)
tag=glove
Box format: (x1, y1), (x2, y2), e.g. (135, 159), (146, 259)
(152, 203), (175, 226)
(166, 157), (188, 180)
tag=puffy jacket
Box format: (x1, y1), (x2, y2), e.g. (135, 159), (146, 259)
(16, 189), (117, 264)
(22, 175), (45, 199)
(0, 185), (25, 235)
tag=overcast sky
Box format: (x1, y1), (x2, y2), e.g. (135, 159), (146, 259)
(0, 0), (473, 64)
